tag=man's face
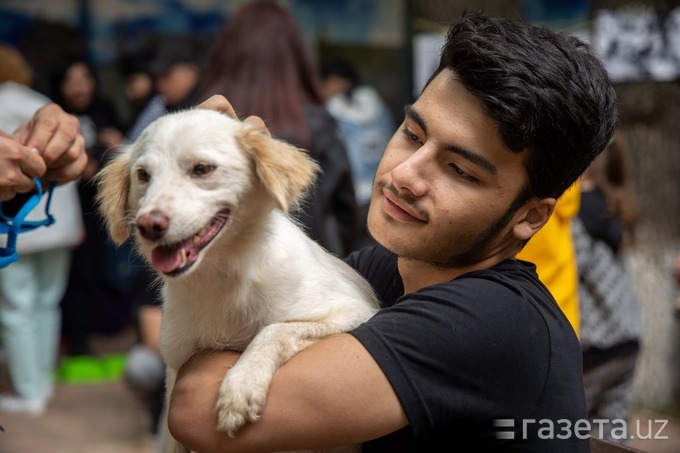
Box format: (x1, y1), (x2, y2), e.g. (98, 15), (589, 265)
(367, 69), (532, 268)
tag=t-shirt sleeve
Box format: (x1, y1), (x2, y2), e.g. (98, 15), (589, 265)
(350, 276), (551, 439)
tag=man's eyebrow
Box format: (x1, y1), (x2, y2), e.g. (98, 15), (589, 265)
(404, 104), (498, 176)
(404, 104), (426, 133)
(445, 144), (498, 175)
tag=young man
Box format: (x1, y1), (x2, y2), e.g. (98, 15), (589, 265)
(167, 11), (616, 452)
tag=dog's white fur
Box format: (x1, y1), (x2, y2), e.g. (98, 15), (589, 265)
(96, 109), (379, 452)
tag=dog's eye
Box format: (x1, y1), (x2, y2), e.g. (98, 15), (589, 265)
(137, 168), (150, 182)
(193, 163), (216, 177)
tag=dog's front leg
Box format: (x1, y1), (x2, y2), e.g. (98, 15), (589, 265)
(215, 321), (344, 437)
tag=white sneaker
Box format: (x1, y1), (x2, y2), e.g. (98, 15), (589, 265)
(0, 394), (47, 415)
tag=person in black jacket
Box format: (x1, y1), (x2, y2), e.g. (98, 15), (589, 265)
(199, 1), (358, 256)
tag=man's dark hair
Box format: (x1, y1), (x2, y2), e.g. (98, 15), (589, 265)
(429, 11), (617, 200)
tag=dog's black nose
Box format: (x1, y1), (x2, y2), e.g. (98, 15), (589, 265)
(137, 210), (169, 240)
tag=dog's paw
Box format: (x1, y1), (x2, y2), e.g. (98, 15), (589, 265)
(215, 370), (269, 437)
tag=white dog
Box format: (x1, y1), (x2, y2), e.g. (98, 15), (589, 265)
(96, 108), (379, 452)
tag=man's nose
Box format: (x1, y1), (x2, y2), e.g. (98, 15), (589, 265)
(391, 147), (432, 198)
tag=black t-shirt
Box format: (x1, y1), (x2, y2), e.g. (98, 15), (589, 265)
(347, 245), (588, 452)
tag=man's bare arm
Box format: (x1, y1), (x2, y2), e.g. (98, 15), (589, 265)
(168, 333), (408, 453)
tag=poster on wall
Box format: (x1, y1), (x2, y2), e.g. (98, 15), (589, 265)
(592, 7), (680, 83)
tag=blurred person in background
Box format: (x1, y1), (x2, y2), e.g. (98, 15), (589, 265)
(50, 57), (127, 356)
(123, 38), (202, 144)
(572, 130), (643, 442)
(200, 0), (358, 256)
(50, 58), (123, 178)
(0, 43), (84, 414)
(321, 57), (395, 249)
(151, 39), (202, 113)
(117, 46), (159, 138)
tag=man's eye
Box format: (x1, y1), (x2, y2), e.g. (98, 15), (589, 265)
(401, 128), (421, 143)
(137, 168), (150, 182)
(193, 163), (216, 176)
(450, 164), (479, 183)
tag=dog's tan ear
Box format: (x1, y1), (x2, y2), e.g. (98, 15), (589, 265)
(94, 150), (133, 244)
(237, 127), (320, 211)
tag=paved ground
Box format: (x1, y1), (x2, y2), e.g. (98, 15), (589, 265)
(0, 327), (157, 453)
(2, 385), (680, 453)
(0, 380), (157, 453)
(0, 328), (679, 452)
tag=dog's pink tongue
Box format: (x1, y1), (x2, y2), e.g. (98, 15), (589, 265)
(151, 246), (182, 274)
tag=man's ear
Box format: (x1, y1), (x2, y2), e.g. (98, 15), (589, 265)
(512, 197), (556, 241)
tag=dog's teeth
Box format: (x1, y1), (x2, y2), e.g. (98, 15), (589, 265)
(180, 248), (187, 266)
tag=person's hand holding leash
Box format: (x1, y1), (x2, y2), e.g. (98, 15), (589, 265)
(0, 130), (46, 201)
(11, 103), (87, 188)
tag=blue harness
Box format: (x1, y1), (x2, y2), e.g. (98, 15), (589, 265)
(0, 179), (57, 267)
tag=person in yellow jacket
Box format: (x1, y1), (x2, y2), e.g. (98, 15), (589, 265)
(517, 183), (581, 336)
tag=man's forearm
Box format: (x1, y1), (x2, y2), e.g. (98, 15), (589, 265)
(167, 335), (407, 453)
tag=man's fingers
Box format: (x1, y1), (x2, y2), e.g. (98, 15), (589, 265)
(197, 95), (239, 118)
(18, 146), (47, 179)
(2, 135), (47, 179)
(44, 132), (85, 168)
(197, 95), (271, 136)
(31, 115), (80, 166)
(13, 103), (81, 168)
(14, 104), (64, 147)
(43, 137), (89, 185)
(243, 116), (271, 136)
(0, 172), (36, 200)
(0, 145), (43, 200)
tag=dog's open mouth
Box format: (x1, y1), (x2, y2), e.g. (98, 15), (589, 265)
(150, 208), (230, 276)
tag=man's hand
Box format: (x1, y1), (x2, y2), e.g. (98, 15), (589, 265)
(0, 130), (46, 201)
(198, 95), (269, 135)
(12, 103), (88, 186)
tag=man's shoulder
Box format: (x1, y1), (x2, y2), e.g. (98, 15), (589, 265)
(431, 259), (548, 307)
(408, 259), (572, 344)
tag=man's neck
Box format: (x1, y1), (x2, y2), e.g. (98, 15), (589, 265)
(397, 254), (513, 294)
